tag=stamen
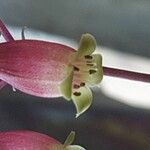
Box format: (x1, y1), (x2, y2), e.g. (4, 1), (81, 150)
(74, 66), (80, 71)
(86, 63), (94, 66)
(86, 60), (92, 63)
(73, 60), (87, 67)
(89, 69), (97, 74)
(80, 82), (85, 86)
(85, 55), (93, 59)
(73, 92), (81, 96)
(73, 84), (80, 89)
(74, 70), (89, 75)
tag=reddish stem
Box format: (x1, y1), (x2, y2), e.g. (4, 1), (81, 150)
(0, 19), (14, 88)
(0, 19), (14, 41)
(103, 66), (150, 83)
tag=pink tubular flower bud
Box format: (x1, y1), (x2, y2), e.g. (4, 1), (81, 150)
(0, 40), (74, 97)
(0, 130), (85, 150)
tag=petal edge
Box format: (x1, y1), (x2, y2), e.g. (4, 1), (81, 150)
(72, 86), (92, 118)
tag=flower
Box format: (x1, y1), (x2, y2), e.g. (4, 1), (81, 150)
(0, 33), (103, 117)
(0, 130), (85, 150)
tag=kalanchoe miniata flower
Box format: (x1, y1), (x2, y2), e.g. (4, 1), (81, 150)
(0, 130), (85, 150)
(0, 33), (103, 117)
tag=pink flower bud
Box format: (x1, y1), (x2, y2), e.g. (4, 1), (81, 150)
(0, 40), (74, 97)
(0, 130), (85, 150)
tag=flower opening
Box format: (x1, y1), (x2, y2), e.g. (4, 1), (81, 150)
(59, 33), (103, 117)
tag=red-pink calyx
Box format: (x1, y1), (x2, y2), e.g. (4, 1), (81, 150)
(0, 40), (74, 97)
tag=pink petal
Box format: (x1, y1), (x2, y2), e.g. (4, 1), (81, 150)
(0, 40), (75, 97)
(0, 131), (61, 150)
